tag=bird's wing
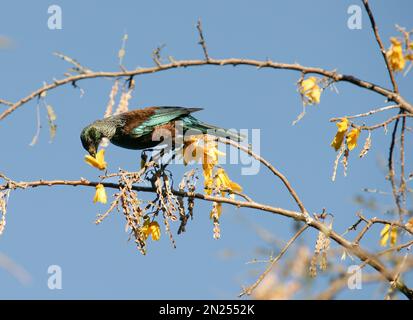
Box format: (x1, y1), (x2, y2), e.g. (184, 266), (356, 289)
(131, 106), (202, 136)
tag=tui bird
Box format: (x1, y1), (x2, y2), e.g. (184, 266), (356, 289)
(80, 106), (242, 157)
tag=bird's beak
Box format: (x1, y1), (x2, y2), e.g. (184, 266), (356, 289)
(88, 147), (97, 158)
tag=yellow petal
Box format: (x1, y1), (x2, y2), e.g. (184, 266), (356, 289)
(96, 149), (105, 163)
(346, 128), (361, 151)
(300, 77), (317, 92)
(308, 86), (321, 104)
(331, 131), (346, 151)
(216, 168), (243, 193)
(387, 38), (406, 72)
(141, 220), (150, 240)
(210, 202), (222, 219)
(390, 37), (402, 46)
(203, 142), (224, 166)
(380, 224), (390, 247)
(216, 168), (230, 184)
(300, 77), (321, 104)
(390, 227), (397, 247)
(141, 220), (161, 241)
(149, 221), (161, 241)
(184, 144), (204, 165)
(229, 181), (243, 193)
(336, 118), (349, 132)
(84, 149), (107, 170)
(203, 163), (215, 194)
(93, 184), (107, 204)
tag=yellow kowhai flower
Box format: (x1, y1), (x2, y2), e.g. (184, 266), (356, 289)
(142, 220), (161, 241)
(380, 224), (398, 247)
(300, 77), (321, 104)
(203, 164), (215, 195)
(182, 136), (204, 165)
(85, 149), (107, 170)
(205, 168), (243, 198)
(331, 118), (349, 151)
(204, 145), (226, 167)
(386, 37), (406, 72)
(182, 136), (225, 166)
(93, 183), (107, 204)
(182, 135), (227, 194)
(210, 202), (222, 220)
(215, 168), (242, 194)
(380, 224), (390, 247)
(205, 167), (242, 196)
(202, 146), (225, 190)
(346, 128), (361, 151)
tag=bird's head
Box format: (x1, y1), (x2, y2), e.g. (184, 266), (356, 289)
(80, 125), (103, 157)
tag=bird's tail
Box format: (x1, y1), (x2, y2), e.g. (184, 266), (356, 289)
(182, 116), (244, 142)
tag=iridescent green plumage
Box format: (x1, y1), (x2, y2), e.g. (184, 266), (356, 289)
(80, 106), (242, 156)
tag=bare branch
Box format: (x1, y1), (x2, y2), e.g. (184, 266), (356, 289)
(1, 175), (412, 299)
(1, 57), (413, 122)
(353, 213), (413, 245)
(196, 19), (210, 61)
(221, 138), (308, 216)
(399, 116), (407, 215)
(152, 44), (165, 67)
(53, 52), (92, 74)
(362, 0), (399, 93)
(0, 99), (13, 107)
(329, 104), (400, 122)
(388, 115), (403, 217)
(358, 113), (412, 131)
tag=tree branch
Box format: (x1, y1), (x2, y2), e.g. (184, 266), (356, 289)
(362, 0), (399, 93)
(196, 19), (210, 61)
(0, 99), (13, 107)
(1, 57), (413, 122)
(221, 138), (308, 215)
(1, 175), (412, 299)
(329, 104), (400, 122)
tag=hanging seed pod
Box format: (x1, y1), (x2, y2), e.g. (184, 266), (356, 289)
(359, 133), (372, 158)
(104, 80), (119, 118)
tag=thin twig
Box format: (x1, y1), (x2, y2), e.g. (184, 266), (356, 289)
(0, 99), (13, 107)
(329, 105), (400, 122)
(239, 224), (309, 297)
(399, 115), (406, 216)
(362, 0), (399, 93)
(220, 138), (308, 215)
(353, 213), (413, 246)
(196, 19), (210, 61)
(358, 113), (412, 131)
(378, 240), (413, 256)
(53, 52), (92, 74)
(388, 114), (403, 217)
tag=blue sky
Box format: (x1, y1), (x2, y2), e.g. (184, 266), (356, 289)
(0, 0), (412, 299)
